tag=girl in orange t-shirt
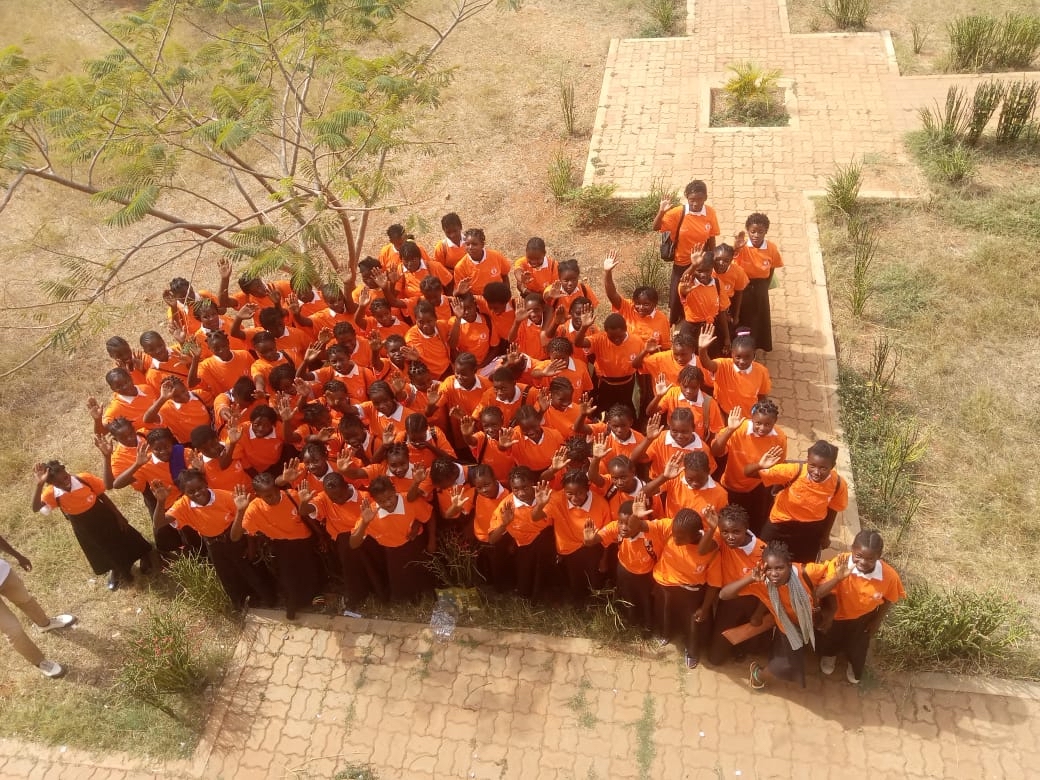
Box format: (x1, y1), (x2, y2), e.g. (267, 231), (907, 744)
(488, 466), (555, 602)
(810, 530), (905, 684)
(231, 474), (324, 620)
(32, 461), (152, 590)
(734, 212), (784, 352)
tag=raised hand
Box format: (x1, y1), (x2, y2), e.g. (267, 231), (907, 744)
(602, 249), (621, 273)
(654, 371), (670, 397)
(455, 276), (473, 296)
(499, 500), (515, 527)
(698, 323), (716, 351)
(751, 559), (767, 583)
(92, 434), (114, 458)
(368, 332), (384, 356)
(632, 492), (653, 518)
(217, 256), (233, 279)
(758, 445), (784, 471)
(382, 422), (397, 446)
(159, 377), (178, 400)
(727, 406), (745, 430)
(543, 357), (567, 377)
(188, 451), (205, 470)
(281, 457), (304, 484)
(702, 505), (720, 534)
(86, 397), (103, 421)
(134, 441), (151, 466)
(579, 303), (596, 329)
(536, 387), (551, 411)
(371, 268), (389, 289)
(583, 517), (598, 545)
(449, 484), (470, 513)
(275, 394), (295, 422)
(733, 231), (747, 251)
(459, 415), (476, 438)
(590, 432), (609, 459)
(239, 302), (259, 320)
(644, 334), (661, 354)
(297, 483), (315, 505)
(32, 463), (49, 485)
(360, 499), (377, 524)
(689, 244), (705, 267)
(357, 287), (372, 308)
(578, 393), (597, 418)
(412, 463), (429, 483)
(645, 412), (664, 440)
(449, 296), (466, 318)
(227, 422), (243, 445)
(336, 448), (356, 472)
(316, 327), (334, 346)
(427, 381), (442, 406)
(149, 480), (170, 503)
(833, 552), (853, 581)
(662, 451), (684, 480)
(233, 484), (253, 511)
(533, 480), (552, 506)
(497, 427), (516, 449)
(550, 446), (571, 473)
(659, 197), (673, 212)
(293, 378), (314, 400)
(400, 345), (423, 363)
(545, 280), (565, 300)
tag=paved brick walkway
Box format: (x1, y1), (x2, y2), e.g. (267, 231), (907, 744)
(4, 612), (1039, 779)
(4, 2), (1040, 778)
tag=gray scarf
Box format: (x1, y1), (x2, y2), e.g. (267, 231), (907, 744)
(768, 565), (816, 651)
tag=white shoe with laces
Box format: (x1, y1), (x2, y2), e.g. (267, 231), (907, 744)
(39, 614), (77, 633)
(846, 663), (860, 684)
(38, 660), (66, 678)
(819, 655), (836, 675)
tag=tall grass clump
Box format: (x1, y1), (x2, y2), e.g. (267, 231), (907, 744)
(166, 553), (233, 617)
(621, 240), (671, 302)
(995, 80), (1040, 143)
(822, 0), (871, 31)
(947, 13), (1040, 72)
(640, 0), (681, 37)
(876, 585), (1035, 675)
(547, 150), (578, 202)
(910, 21), (929, 54)
(919, 86), (969, 147)
(559, 79), (578, 136)
(825, 161), (862, 219)
(563, 183), (623, 227)
(845, 219), (879, 316)
(965, 81), (1005, 145)
(620, 179), (678, 231)
(117, 612), (214, 718)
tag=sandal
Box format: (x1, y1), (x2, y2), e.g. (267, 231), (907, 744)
(749, 661), (765, 690)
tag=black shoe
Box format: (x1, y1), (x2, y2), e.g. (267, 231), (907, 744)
(138, 554), (153, 575)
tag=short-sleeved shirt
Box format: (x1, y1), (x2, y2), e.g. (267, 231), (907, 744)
(714, 264), (750, 310)
(405, 324), (452, 378)
(541, 491), (612, 555)
(681, 279), (722, 324)
(453, 250), (512, 295)
(614, 299), (671, 349)
(241, 491), (311, 540)
(493, 494), (551, 547)
(364, 495), (431, 548)
(710, 359), (772, 415)
(509, 426), (565, 473)
(656, 388), (724, 440)
(662, 474), (729, 519)
(103, 387), (160, 431)
(40, 473), (107, 516)
(761, 464), (849, 523)
(740, 564), (828, 635)
(586, 332), (645, 380)
(513, 256), (559, 294)
(736, 240), (784, 280)
(804, 558), (905, 620)
(596, 521), (661, 575)
(433, 237), (468, 270)
(167, 489), (237, 537)
(707, 531), (765, 587)
(720, 420), (788, 494)
(198, 351), (255, 396)
(646, 431), (716, 478)
(473, 484), (509, 543)
(310, 490), (363, 539)
(651, 518), (717, 587)
(658, 205), (721, 268)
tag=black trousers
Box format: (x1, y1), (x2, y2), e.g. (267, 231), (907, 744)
(766, 627), (807, 686)
(594, 377), (636, 420)
(654, 583), (708, 655)
(616, 565), (655, 632)
(269, 536), (325, 617)
(205, 536), (276, 609)
(760, 518), (829, 564)
(559, 545), (603, 605)
(707, 594), (760, 665)
(726, 483), (775, 536)
(816, 610), (879, 680)
(514, 527), (555, 602)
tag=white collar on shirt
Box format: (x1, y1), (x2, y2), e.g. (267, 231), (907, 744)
(739, 532), (759, 555)
(336, 364), (360, 379)
(665, 431), (703, 450)
(684, 204), (707, 216)
(472, 249), (487, 264)
(568, 493), (594, 512)
(848, 557), (883, 581)
(745, 419), (777, 437)
(735, 363), (754, 375)
(52, 476), (85, 498)
(443, 235), (460, 248)
(513, 494), (533, 508)
(685, 474), (716, 490)
(377, 495), (405, 517)
(611, 430), (637, 445)
(190, 489), (216, 509)
(249, 427), (277, 440)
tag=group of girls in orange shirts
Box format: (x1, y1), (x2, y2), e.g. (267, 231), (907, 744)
(29, 195), (903, 689)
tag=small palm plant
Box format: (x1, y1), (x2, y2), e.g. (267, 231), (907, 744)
(720, 62), (788, 126)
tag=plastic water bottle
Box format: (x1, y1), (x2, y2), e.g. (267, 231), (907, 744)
(429, 592), (458, 641)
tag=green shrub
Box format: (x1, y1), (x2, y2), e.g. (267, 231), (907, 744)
(965, 81), (1005, 146)
(822, 0), (871, 30)
(910, 21), (929, 54)
(619, 179), (678, 231)
(547, 150), (578, 202)
(166, 553), (233, 617)
(877, 584), (1034, 673)
(117, 612), (212, 714)
(919, 85), (969, 147)
(563, 183), (623, 226)
(640, 0), (681, 37)
(845, 219), (879, 316)
(926, 143), (976, 184)
(947, 14), (1040, 72)
(825, 161), (862, 218)
(559, 79), (577, 136)
(714, 62), (788, 127)
(995, 80), (1040, 144)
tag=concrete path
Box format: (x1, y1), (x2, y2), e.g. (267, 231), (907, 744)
(4, 612), (1039, 779)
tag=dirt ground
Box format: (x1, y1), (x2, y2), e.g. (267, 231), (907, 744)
(0, 0), (657, 754)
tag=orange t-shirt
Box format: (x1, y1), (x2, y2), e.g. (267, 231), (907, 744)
(804, 559), (906, 620)
(241, 491), (311, 540)
(167, 489), (237, 537)
(453, 249), (511, 295)
(405, 324), (452, 378)
(156, 395), (212, 445)
(542, 491), (612, 555)
(681, 279), (722, 324)
(662, 474), (729, 519)
(103, 387), (160, 431)
(355, 400), (419, 438)
(363, 495), (431, 548)
(639, 351), (694, 386)
(588, 424), (647, 462)
(468, 431), (514, 484)
(379, 241), (431, 271)
(397, 261), (453, 301)
(586, 332), (645, 380)
(719, 421), (789, 493)
(433, 238), (467, 270)
(472, 484), (509, 543)
(528, 356), (592, 396)
(198, 351), (255, 396)
(714, 264), (750, 310)
(472, 385), (532, 427)
(250, 351), (294, 384)
(740, 564), (827, 635)
(448, 316), (493, 364)
(761, 464), (849, 523)
(310, 490), (363, 539)
(40, 473), (107, 516)
(438, 375), (490, 417)
(509, 426), (565, 473)
(306, 308), (353, 338)
(236, 425), (285, 472)
(651, 517), (717, 587)
(646, 431), (716, 478)
(736, 240), (784, 280)
(198, 451), (252, 492)
(656, 388), (724, 440)
(550, 282), (600, 313)
(514, 319), (547, 361)
(541, 404), (582, 440)
(707, 531), (766, 587)
(493, 494), (551, 547)
(513, 256), (559, 294)
(658, 205), (721, 268)
(615, 299), (671, 349)
(314, 364), (374, 405)
(596, 521), (660, 575)
(477, 298), (517, 346)
(710, 359), (771, 414)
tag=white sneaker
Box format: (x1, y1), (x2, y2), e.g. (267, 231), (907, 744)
(40, 614), (77, 633)
(819, 655), (836, 675)
(38, 660), (66, 678)
(846, 663), (860, 684)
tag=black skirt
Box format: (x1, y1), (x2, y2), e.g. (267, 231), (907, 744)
(63, 496), (152, 575)
(738, 277), (773, 352)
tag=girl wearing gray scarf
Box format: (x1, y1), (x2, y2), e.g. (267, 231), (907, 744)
(719, 540), (828, 689)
